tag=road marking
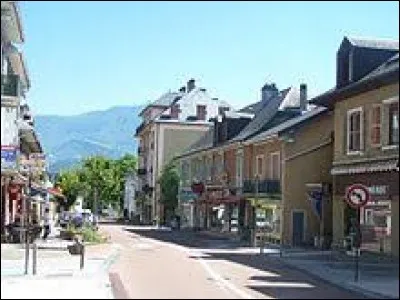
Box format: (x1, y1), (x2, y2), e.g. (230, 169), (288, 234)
(197, 254), (256, 299)
(140, 236), (255, 299)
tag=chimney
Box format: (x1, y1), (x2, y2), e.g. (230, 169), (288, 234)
(300, 83), (307, 111)
(179, 86), (186, 93)
(187, 79), (196, 92)
(261, 82), (279, 103)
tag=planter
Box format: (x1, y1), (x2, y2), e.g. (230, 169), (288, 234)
(60, 230), (76, 241)
(67, 243), (84, 255)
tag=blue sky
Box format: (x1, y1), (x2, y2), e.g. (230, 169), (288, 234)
(20, 1), (399, 116)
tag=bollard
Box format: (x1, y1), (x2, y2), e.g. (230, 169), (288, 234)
(24, 228), (30, 275)
(80, 243), (85, 270)
(32, 241), (37, 275)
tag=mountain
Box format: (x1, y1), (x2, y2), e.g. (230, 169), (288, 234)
(35, 105), (143, 173)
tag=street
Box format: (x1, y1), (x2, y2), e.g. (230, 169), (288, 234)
(102, 224), (369, 299)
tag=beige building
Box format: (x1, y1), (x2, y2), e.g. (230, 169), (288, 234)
(246, 107), (334, 246)
(311, 37), (399, 256)
(135, 79), (231, 224)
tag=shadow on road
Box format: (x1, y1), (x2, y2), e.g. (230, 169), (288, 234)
(124, 227), (372, 299)
(124, 228), (247, 249)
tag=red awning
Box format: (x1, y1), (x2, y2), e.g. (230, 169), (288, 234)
(47, 187), (66, 199)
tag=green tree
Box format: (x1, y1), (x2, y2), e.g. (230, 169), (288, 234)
(56, 168), (88, 209)
(158, 161), (180, 223)
(55, 154), (137, 214)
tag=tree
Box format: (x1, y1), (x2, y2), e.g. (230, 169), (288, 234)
(56, 168), (88, 209)
(55, 154), (137, 214)
(158, 161), (180, 223)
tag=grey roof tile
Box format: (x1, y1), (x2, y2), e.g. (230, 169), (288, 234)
(346, 36), (399, 50)
(247, 106), (327, 144)
(230, 87), (299, 142)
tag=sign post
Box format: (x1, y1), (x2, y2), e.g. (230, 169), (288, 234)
(345, 184), (370, 283)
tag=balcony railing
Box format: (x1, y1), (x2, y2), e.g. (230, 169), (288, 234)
(1, 74), (20, 98)
(242, 179), (281, 194)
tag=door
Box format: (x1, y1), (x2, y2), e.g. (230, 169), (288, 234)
(292, 211), (305, 246)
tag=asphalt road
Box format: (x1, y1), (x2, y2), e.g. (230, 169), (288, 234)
(101, 224), (369, 299)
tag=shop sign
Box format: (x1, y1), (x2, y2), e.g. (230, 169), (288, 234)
(367, 185), (388, 196)
(1, 145), (18, 171)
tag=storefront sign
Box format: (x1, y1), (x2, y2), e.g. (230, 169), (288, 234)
(1, 145), (18, 171)
(368, 185), (388, 196)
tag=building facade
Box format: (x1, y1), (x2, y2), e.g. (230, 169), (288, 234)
(311, 37), (399, 256)
(135, 79), (232, 224)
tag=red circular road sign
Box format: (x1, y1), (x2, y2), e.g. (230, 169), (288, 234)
(345, 184), (370, 208)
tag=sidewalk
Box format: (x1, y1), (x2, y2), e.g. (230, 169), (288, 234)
(1, 241), (120, 299)
(265, 247), (399, 299)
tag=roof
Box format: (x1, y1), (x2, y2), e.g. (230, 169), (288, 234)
(230, 87), (299, 142)
(139, 91), (183, 116)
(346, 36), (399, 50)
(247, 106), (327, 144)
(311, 52), (399, 107)
(238, 101), (264, 114)
(224, 110), (254, 119)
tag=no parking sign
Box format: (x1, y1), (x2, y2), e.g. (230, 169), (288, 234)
(345, 184), (370, 208)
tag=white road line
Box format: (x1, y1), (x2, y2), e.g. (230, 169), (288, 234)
(139, 236), (255, 299)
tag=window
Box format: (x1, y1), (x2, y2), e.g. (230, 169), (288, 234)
(236, 151), (243, 188)
(218, 106), (230, 115)
(170, 104), (180, 119)
(270, 152), (280, 180)
(388, 102), (399, 145)
(256, 155), (264, 177)
(370, 105), (381, 146)
(196, 105), (207, 120)
(347, 107), (363, 153)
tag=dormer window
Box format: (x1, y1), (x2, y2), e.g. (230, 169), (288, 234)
(171, 104), (181, 119)
(196, 105), (206, 121)
(218, 106), (230, 115)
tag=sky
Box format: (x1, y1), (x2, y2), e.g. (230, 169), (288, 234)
(20, 1), (399, 116)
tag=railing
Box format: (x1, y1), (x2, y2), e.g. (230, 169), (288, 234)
(1, 74), (20, 98)
(242, 179), (281, 194)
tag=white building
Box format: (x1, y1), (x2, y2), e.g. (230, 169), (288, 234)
(124, 172), (138, 221)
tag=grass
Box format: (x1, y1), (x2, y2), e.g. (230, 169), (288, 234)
(63, 224), (108, 244)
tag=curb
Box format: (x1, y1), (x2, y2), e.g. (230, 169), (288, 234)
(275, 256), (397, 299)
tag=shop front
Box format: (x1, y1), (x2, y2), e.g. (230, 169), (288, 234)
(195, 185), (242, 233)
(333, 171), (399, 257)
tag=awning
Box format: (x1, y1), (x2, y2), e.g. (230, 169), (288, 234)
(30, 182), (66, 200)
(331, 159), (398, 175)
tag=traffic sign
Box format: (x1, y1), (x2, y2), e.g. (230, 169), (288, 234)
(345, 184), (370, 208)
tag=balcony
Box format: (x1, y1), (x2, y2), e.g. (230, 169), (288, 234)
(1, 74), (20, 98)
(137, 168), (147, 175)
(242, 179), (281, 194)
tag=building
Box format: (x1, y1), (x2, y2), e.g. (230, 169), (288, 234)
(135, 79), (232, 224)
(246, 107), (334, 247)
(175, 82), (308, 242)
(311, 36), (399, 256)
(123, 172), (139, 222)
(1, 1), (49, 240)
